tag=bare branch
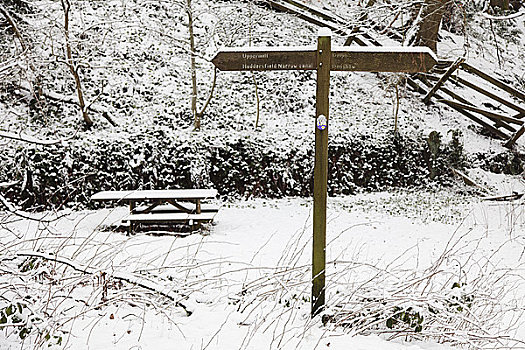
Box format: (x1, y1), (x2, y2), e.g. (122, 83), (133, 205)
(197, 67), (217, 119)
(0, 130), (75, 145)
(14, 250), (192, 316)
(482, 10), (525, 20)
(0, 4), (27, 51)
(60, 0), (93, 127)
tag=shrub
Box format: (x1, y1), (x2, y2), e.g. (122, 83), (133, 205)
(1, 128), (468, 210)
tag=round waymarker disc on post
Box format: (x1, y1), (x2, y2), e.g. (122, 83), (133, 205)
(316, 115), (327, 131)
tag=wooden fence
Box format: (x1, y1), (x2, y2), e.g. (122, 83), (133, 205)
(263, 0), (525, 147)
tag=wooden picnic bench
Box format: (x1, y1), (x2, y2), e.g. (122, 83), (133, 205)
(91, 189), (218, 233)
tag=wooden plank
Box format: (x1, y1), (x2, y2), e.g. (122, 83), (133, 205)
(504, 125), (525, 148)
(423, 57), (464, 104)
(429, 67), (448, 75)
(360, 32), (383, 47)
(437, 99), (524, 125)
(461, 63), (525, 102)
(125, 212), (216, 223)
(439, 99), (510, 139)
(414, 75), (516, 134)
(312, 32), (330, 317)
(436, 60), (454, 68)
(91, 189), (218, 201)
(331, 47), (437, 72)
(213, 47), (437, 73)
(450, 168), (491, 194)
(410, 75), (509, 138)
(406, 76), (429, 94)
(129, 200), (136, 234)
(418, 74), (441, 82)
(451, 76), (525, 115)
(134, 203), (219, 214)
(372, 23), (404, 42)
(265, 0), (346, 36)
(270, 0), (346, 24)
(134, 200), (162, 214)
(433, 84), (516, 132)
(482, 192), (524, 201)
(349, 36), (368, 47)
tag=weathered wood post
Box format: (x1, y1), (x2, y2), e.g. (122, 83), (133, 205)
(312, 29), (331, 316)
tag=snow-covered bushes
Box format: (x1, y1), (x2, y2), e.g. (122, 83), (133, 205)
(475, 150), (525, 175)
(0, 256), (66, 348)
(1, 128), (468, 209)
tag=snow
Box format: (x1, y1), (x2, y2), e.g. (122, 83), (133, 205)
(217, 46), (316, 52)
(481, 10), (525, 21)
(318, 27), (332, 37)
(2, 1), (525, 348)
(90, 189), (218, 201)
(334, 46), (437, 57)
(1, 190), (524, 349)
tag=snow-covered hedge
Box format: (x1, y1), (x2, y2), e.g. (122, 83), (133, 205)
(1, 128), (470, 209)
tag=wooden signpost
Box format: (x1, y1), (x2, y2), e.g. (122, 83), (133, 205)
(212, 29), (437, 317)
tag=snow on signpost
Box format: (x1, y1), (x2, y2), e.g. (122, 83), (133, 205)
(212, 28), (437, 317)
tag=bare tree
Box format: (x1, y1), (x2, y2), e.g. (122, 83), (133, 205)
(60, 0), (93, 127)
(185, 0), (217, 131)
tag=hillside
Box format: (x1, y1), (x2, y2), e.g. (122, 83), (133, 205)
(1, 0), (525, 207)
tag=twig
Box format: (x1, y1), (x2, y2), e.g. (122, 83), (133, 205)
(489, 19), (502, 68)
(0, 4), (27, 51)
(482, 10), (525, 20)
(449, 167), (492, 194)
(14, 250), (192, 316)
(252, 73), (261, 129)
(60, 0), (93, 127)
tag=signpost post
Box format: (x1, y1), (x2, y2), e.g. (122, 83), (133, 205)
(212, 29), (437, 317)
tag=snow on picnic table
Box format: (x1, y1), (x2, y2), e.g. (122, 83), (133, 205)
(1, 190), (524, 349)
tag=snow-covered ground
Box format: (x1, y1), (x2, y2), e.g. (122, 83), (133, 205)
(1, 185), (524, 349)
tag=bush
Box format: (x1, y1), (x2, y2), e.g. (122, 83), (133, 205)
(1, 128), (467, 210)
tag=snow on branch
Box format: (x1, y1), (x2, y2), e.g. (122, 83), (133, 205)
(14, 250), (192, 316)
(482, 10), (525, 20)
(0, 130), (77, 145)
(0, 193), (67, 223)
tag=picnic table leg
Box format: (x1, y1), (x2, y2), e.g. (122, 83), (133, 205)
(193, 199), (202, 231)
(129, 200), (135, 235)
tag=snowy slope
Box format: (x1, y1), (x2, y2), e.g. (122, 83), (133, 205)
(1, 0), (525, 155)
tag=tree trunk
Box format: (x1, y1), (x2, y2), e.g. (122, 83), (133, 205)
(415, 0), (447, 53)
(187, 0), (199, 130)
(61, 0), (93, 127)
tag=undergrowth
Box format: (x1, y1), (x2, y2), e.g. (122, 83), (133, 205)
(0, 128), (469, 210)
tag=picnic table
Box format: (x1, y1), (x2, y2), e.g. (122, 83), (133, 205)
(91, 189), (218, 232)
